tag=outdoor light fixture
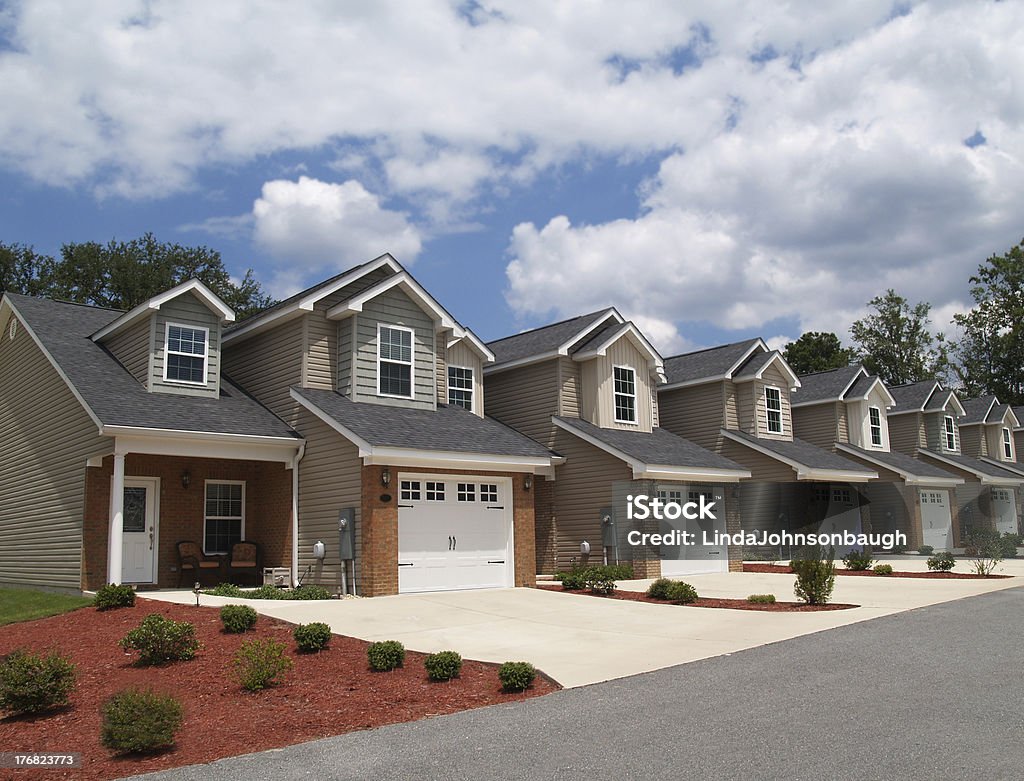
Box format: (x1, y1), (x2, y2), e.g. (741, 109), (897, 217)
(193, 581), (201, 607)
(580, 540), (591, 555)
(181, 470), (191, 489)
(381, 467), (391, 487)
(524, 474), (532, 491)
(313, 540), (326, 560)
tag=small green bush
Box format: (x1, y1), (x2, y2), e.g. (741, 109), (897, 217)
(119, 614), (199, 666)
(94, 584), (136, 611)
(244, 585), (288, 600)
(842, 548), (874, 571)
(559, 572), (586, 590)
(220, 604), (258, 633)
(873, 564), (894, 576)
(665, 581), (699, 604)
(927, 551), (956, 572)
(233, 639), (293, 691)
(498, 661), (537, 692)
(917, 545), (934, 556)
(556, 564), (633, 589)
(747, 594), (776, 604)
(288, 585), (333, 600)
(999, 533), (1021, 559)
(293, 622), (332, 653)
(101, 689), (183, 754)
(0, 649), (76, 715)
(367, 640), (405, 672)
(204, 583), (244, 597)
(424, 650), (463, 682)
(645, 578), (675, 600)
(586, 574), (616, 595)
(792, 548), (836, 605)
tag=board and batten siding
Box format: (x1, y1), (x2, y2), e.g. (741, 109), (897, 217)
(925, 411), (960, 454)
(791, 403), (840, 451)
(352, 287), (435, 410)
(0, 312), (109, 591)
(103, 315), (152, 385)
(445, 341), (484, 417)
(751, 365), (793, 441)
(221, 318), (305, 426)
(150, 293), (222, 398)
(483, 359), (561, 448)
(578, 337), (654, 432)
(657, 383), (727, 452)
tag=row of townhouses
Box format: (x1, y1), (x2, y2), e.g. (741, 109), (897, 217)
(1, 254), (1022, 595)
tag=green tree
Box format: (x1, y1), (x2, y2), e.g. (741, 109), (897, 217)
(0, 243), (54, 296)
(850, 289), (947, 385)
(950, 239), (1024, 405)
(782, 331), (857, 375)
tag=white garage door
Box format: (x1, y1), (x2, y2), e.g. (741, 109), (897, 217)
(991, 488), (1018, 536)
(397, 474), (514, 594)
(658, 488), (728, 576)
(921, 489), (953, 551)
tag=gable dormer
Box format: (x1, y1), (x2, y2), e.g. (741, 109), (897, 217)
(923, 389), (965, 455)
(842, 373), (895, 451)
(960, 396), (1019, 463)
(791, 365), (895, 452)
(728, 349), (800, 441)
(91, 279), (235, 399)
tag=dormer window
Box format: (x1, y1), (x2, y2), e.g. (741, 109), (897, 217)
(447, 366), (474, 411)
(378, 324), (413, 398)
(613, 366), (637, 423)
(869, 406), (883, 447)
(765, 386), (783, 434)
(164, 323), (208, 385)
(1003, 427), (1013, 459)
(943, 415), (957, 451)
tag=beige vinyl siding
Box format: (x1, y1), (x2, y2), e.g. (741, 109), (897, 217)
(724, 382), (739, 429)
(483, 360), (560, 448)
(792, 403), (840, 450)
(657, 383), (727, 452)
(984, 425), (1004, 460)
(557, 358), (580, 417)
(221, 317), (305, 426)
(103, 315), (152, 385)
(294, 408), (363, 593)
(887, 413), (926, 456)
(925, 411), (960, 454)
(959, 426), (984, 458)
(721, 439), (797, 482)
(651, 386), (660, 428)
(1016, 431), (1024, 464)
(435, 351), (447, 402)
(151, 293), (222, 398)
(0, 314), (109, 591)
(445, 341), (484, 417)
(753, 365), (793, 440)
(837, 405), (849, 442)
(303, 306), (337, 390)
(352, 287), (435, 409)
(337, 317), (354, 396)
(578, 337), (654, 432)
(736, 381), (756, 435)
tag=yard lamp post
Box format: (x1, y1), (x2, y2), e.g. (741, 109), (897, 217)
(193, 582), (201, 607)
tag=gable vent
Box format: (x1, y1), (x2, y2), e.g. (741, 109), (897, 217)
(7, 317), (16, 342)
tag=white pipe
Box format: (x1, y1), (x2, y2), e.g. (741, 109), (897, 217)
(290, 441), (306, 588)
(107, 451), (125, 585)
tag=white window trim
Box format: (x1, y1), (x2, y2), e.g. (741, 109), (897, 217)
(163, 321), (210, 386)
(1003, 427), (1013, 460)
(203, 479), (245, 555)
(447, 364), (475, 413)
(613, 364), (639, 425)
(868, 406), (883, 448)
(377, 323), (415, 400)
(764, 385), (783, 434)
(943, 415), (958, 451)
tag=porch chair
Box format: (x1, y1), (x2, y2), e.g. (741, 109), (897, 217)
(176, 541), (223, 587)
(228, 541), (262, 587)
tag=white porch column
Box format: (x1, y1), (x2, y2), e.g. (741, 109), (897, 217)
(107, 452), (126, 585)
(290, 443), (305, 588)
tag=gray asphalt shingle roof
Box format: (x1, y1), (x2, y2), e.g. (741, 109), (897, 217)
(569, 320), (624, 355)
(795, 365), (864, 404)
(888, 380), (940, 413)
(553, 417), (748, 472)
(925, 388), (958, 412)
(724, 430), (877, 475)
(487, 310), (615, 365)
(8, 293), (299, 439)
(960, 395), (998, 425)
(662, 339), (763, 386)
(919, 450), (1023, 481)
(293, 387), (555, 458)
(846, 373), (878, 399)
(1014, 407), (1024, 429)
(838, 444), (962, 480)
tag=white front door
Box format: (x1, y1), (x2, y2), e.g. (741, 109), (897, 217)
(120, 478), (159, 583)
(991, 488), (1018, 535)
(920, 489), (952, 551)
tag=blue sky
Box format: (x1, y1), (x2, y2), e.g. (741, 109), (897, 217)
(1, 1), (1021, 353)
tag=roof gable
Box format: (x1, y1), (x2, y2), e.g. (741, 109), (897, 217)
(485, 308), (623, 369)
(732, 349), (800, 388)
(570, 321), (665, 377)
(91, 279), (235, 342)
(792, 365), (865, 407)
(888, 379), (943, 415)
(661, 338), (766, 388)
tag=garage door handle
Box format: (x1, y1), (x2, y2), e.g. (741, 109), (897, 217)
(398, 563), (414, 567)
(488, 560), (505, 565)
(398, 503), (414, 508)
(486, 505), (504, 510)
(452, 536), (457, 550)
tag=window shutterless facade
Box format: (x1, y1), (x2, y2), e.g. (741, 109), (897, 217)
(378, 324), (413, 398)
(613, 365), (637, 423)
(764, 386), (783, 434)
(1003, 427), (1013, 459)
(447, 365), (474, 411)
(204, 481), (244, 554)
(164, 322), (209, 384)
(869, 406), (883, 447)
(943, 415), (957, 451)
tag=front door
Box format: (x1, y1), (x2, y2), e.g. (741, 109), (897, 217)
(121, 478), (158, 583)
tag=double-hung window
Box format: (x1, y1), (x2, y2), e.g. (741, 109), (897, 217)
(204, 481), (244, 554)
(378, 325), (413, 398)
(943, 416), (957, 451)
(764, 387), (783, 434)
(448, 366), (474, 411)
(613, 366), (637, 423)
(868, 407), (883, 447)
(165, 323), (208, 384)
(1003, 428), (1013, 460)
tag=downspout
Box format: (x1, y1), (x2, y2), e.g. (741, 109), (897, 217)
(290, 441), (306, 588)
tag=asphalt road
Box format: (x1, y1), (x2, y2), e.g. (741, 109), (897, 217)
(126, 587), (1024, 781)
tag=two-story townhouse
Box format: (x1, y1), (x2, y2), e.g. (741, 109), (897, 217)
(656, 340), (877, 555)
(956, 396), (1022, 536)
(887, 381), (1023, 544)
(790, 365), (964, 551)
(483, 310), (751, 578)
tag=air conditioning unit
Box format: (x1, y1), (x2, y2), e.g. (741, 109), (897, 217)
(263, 567), (290, 587)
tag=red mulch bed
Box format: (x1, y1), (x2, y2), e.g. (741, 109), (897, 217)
(0, 600), (558, 780)
(742, 563), (1011, 579)
(537, 584), (856, 611)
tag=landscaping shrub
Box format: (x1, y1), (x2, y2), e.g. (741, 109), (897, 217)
(498, 661), (537, 692)
(0, 649), (76, 715)
(645, 578), (675, 600)
(927, 551), (956, 572)
(559, 572), (586, 590)
(999, 532), (1021, 559)
(244, 585), (288, 600)
(100, 689), (183, 754)
(791, 548), (836, 605)
(119, 614), (199, 665)
(873, 564), (894, 576)
(585, 573), (616, 595)
(917, 545), (934, 556)
(367, 640), (405, 672)
(288, 584), (333, 600)
(665, 581), (699, 604)
(557, 564), (632, 590)
(233, 639), (293, 691)
(746, 594), (776, 604)
(965, 531), (1003, 576)
(424, 651), (462, 682)
(204, 583), (244, 597)
(293, 622), (332, 653)
(842, 548), (874, 571)
(220, 604), (258, 633)
(94, 584), (136, 611)
(591, 564), (634, 581)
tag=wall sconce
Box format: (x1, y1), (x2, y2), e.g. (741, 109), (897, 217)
(181, 470), (191, 489)
(313, 540), (326, 560)
(580, 540), (591, 555)
(523, 474), (533, 491)
(381, 467), (391, 487)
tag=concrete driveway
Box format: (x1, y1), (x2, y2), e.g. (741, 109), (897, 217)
(140, 561), (1019, 688)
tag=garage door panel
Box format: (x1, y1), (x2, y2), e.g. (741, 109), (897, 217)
(921, 489), (952, 551)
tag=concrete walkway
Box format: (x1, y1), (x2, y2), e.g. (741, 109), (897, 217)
(139, 557), (1019, 689)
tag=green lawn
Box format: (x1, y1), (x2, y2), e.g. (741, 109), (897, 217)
(0, 588), (93, 627)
